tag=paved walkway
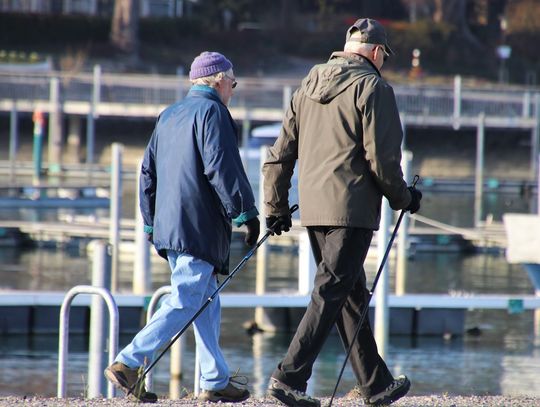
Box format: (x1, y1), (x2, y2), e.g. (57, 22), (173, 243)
(1, 395), (540, 406)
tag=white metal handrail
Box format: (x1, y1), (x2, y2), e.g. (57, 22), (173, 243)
(57, 285), (119, 398)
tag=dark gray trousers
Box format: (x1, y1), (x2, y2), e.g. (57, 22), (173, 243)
(272, 226), (393, 397)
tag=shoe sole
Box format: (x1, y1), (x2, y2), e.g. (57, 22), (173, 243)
(200, 393), (250, 403)
(104, 367), (130, 394)
(369, 379), (411, 406)
(268, 388), (320, 407)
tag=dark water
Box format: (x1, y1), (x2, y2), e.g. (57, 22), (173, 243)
(0, 156), (539, 398)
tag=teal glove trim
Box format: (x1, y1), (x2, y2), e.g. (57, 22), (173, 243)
(143, 225), (154, 234)
(232, 207), (259, 227)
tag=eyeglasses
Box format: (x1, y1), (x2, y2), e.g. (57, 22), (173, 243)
(224, 74), (237, 89)
(377, 45), (390, 62)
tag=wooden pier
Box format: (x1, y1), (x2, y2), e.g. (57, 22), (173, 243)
(1, 289), (539, 337)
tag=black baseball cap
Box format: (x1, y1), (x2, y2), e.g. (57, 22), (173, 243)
(346, 18), (394, 55)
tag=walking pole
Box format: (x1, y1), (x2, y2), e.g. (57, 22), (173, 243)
(328, 176), (419, 407)
(127, 204), (299, 397)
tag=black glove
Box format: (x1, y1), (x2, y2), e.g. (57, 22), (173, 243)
(244, 217), (260, 246)
(266, 214), (292, 236)
(406, 186), (422, 214)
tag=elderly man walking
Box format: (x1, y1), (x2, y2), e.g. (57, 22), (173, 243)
(263, 18), (422, 407)
(104, 51), (259, 403)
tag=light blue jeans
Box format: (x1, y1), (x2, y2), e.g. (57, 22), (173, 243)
(116, 251), (230, 390)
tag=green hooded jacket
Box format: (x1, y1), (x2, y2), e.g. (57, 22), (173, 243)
(262, 52), (411, 230)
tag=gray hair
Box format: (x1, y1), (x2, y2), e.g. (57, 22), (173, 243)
(191, 68), (234, 88)
(344, 41), (378, 55)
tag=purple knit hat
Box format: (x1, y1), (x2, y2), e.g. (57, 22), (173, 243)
(189, 51), (233, 80)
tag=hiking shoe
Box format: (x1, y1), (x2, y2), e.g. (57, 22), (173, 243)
(104, 362), (157, 403)
(365, 375), (411, 406)
(198, 376), (250, 403)
(267, 377), (320, 407)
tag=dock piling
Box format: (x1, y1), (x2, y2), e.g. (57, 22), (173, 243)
(109, 143), (123, 292)
(88, 241), (112, 398)
(374, 199), (391, 358)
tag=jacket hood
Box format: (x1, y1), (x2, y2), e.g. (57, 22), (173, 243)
(301, 52), (380, 104)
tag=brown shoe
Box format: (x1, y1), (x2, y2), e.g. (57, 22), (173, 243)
(199, 377), (250, 403)
(104, 362), (158, 403)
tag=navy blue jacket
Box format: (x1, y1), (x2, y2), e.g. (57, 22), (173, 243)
(139, 85), (257, 272)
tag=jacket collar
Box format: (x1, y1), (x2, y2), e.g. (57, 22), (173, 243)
(188, 85), (224, 105)
(329, 51), (381, 77)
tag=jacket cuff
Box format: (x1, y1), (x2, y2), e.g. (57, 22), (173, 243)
(232, 207), (259, 227)
(144, 225), (154, 234)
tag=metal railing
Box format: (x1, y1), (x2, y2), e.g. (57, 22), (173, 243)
(1, 68), (539, 124)
(57, 285), (119, 399)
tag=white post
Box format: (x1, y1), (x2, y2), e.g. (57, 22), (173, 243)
(134, 160), (151, 294)
(522, 91), (531, 118)
(396, 151), (412, 295)
(453, 75), (462, 130)
(298, 231), (316, 295)
(532, 95), (540, 181)
(374, 199), (391, 358)
(92, 65), (101, 119)
(537, 154), (540, 215)
(283, 86), (292, 111)
(48, 76), (63, 174)
(474, 113), (485, 227)
(169, 337), (184, 399)
(87, 241), (112, 398)
(109, 143), (123, 292)
(255, 146), (269, 328)
(194, 347), (200, 396)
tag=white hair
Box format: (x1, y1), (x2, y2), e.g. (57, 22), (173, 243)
(191, 68), (234, 88)
(344, 41), (377, 55)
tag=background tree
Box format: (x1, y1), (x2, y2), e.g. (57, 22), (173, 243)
(110, 0), (139, 56)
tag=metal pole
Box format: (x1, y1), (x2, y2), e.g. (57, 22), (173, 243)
(88, 241), (112, 398)
(532, 95), (540, 181)
(9, 104), (18, 184)
(283, 85), (292, 111)
(58, 285), (118, 398)
(93, 64), (101, 119)
(48, 76), (62, 174)
(298, 231), (316, 295)
(374, 198), (391, 358)
(537, 154), (540, 215)
(475, 113), (485, 227)
(194, 347), (200, 396)
(400, 114), (407, 149)
(523, 91), (531, 118)
(396, 151), (412, 295)
(109, 143), (123, 292)
(453, 75), (462, 130)
(86, 112), (95, 167)
(255, 145), (269, 329)
(32, 109), (45, 185)
(169, 337), (184, 399)
(134, 159), (151, 294)
(176, 66), (185, 101)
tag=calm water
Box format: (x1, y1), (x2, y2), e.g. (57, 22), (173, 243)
(0, 156), (539, 398)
